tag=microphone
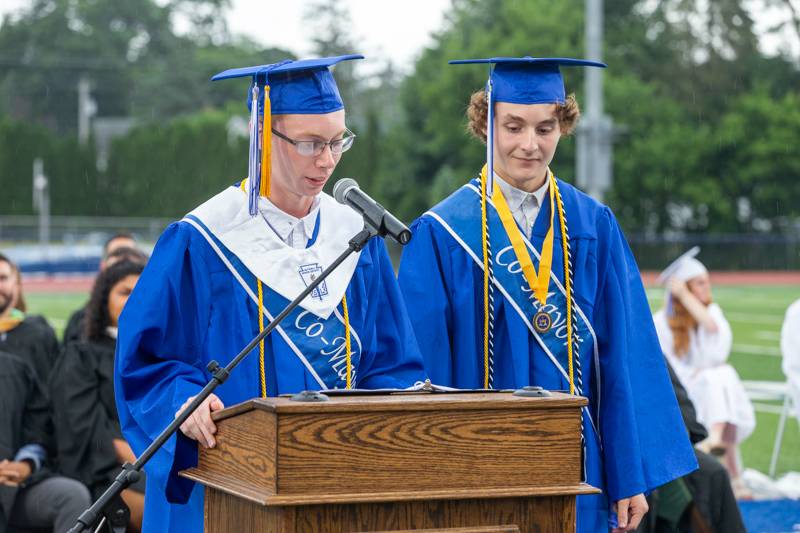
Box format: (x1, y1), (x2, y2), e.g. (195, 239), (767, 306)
(333, 178), (412, 245)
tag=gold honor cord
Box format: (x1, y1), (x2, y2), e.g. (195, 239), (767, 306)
(554, 181), (576, 395)
(483, 167), (576, 395)
(257, 280), (268, 398)
(480, 169), (491, 389)
(341, 295), (353, 389)
(239, 179), (353, 393)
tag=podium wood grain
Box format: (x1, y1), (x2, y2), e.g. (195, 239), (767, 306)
(182, 392), (598, 532)
(205, 488), (574, 533)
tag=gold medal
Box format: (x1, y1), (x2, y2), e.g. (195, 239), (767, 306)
(533, 310), (552, 333)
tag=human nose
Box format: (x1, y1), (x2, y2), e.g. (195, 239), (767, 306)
(315, 144), (336, 168)
(519, 130), (538, 153)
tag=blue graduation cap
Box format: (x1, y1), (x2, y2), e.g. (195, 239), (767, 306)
(450, 56), (606, 105)
(449, 56), (606, 196)
(211, 54), (363, 215)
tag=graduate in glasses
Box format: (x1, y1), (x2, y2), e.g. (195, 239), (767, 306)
(114, 55), (426, 533)
(398, 57), (697, 533)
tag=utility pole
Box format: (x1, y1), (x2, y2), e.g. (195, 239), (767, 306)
(78, 75), (97, 146)
(32, 158), (50, 253)
(576, 0), (615, 202)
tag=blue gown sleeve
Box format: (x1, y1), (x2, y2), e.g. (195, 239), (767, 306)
(355, 239), (427, 389)
(594, 208), (697, 502)
(397, 217), (456, 386)
(114, 222), (213, 503)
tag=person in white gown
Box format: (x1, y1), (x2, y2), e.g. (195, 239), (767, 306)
(652, 249), (755, 495)
(781, 298), (800, 423)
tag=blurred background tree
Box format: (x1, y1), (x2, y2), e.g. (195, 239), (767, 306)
(0, 0), (798, 236)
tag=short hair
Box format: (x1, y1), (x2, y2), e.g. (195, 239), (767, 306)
(84, 260), (145, 341)
(466, 90), (581, 142)
(0, 252), (25, 312)
(103, 233), (136, 259)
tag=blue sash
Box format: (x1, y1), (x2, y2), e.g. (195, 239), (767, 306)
(427, 183), (595, 395)
(184, 215), (362, 390)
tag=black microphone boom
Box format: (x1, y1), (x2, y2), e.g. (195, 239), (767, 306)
(68, 228), (378, 533)
(333, 178), (412, 245)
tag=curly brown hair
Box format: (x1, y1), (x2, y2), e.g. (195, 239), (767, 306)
(466, 90), (581, 142)
(84, 260), (144, 341)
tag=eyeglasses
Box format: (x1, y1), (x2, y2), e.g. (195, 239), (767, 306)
(271, 128), (356, 157)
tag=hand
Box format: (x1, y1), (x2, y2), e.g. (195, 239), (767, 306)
(613, 493), (648, 532)
(0, 460), (32, 486)
(175, 394), (225, 448)
(112, 438), (137, 464)
(668, 278), (689, 299)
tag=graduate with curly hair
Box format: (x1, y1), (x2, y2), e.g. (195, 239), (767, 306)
(398, 57), (698, 532)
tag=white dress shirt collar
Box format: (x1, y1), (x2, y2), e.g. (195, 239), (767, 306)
(259, 196), (321, 249)
(495, 173), (550, 236)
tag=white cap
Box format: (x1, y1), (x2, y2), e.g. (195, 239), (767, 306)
(657, 246), (708, 284)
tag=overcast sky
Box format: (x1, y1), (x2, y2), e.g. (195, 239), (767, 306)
(0, 0), (453, 73)
(1, 0), (797, 67)
(223, 0), (452, 71)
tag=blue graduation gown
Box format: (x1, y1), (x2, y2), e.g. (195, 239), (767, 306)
(115, 191), (426, 533)
(398, 177), (697, 532)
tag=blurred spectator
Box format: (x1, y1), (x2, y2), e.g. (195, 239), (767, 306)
(637, 361), (746, 532)
(62, 242), (148, 347)
(781, 298), (800, 423)
(99, 233), (137, 272)
(51, 260), (146, 531)
(653, 251), (755, 498)
(0, 349), (91, 532)
(0, 253), (60, 384)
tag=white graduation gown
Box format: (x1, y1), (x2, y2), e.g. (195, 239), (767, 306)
(653, 304), (755, 443)
(781, 299), (800, 420)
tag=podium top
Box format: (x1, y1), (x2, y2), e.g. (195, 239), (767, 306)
(212, 390), (587, 422)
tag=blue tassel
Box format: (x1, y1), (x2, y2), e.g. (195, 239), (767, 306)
(248, 84), (261, 216)
(485, 75), (495, 197)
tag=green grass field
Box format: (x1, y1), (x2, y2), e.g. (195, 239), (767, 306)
(27, 285), (800, 477)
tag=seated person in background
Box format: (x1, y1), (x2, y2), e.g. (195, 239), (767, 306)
(0, 252), (59, 384)
(637, 360), (746, 532)
(781, 298), (800, 424)
(63, 240), (148, 346)
(1, 350), (91, 533)
(51, 260), (146, 532)
(653, 248), (755, 497)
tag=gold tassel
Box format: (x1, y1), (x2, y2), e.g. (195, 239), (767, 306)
(260, 86), (271, 198)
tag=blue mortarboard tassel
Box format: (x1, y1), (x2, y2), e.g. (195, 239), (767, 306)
(485, 76), (495, 197)
(248, 85), (261, 216)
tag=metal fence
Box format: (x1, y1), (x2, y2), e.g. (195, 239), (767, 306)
(0, 215), (171, 273)
(2, 215), (798, 273)
(0, 215), (172, 245)
(628, 233), (800, 271)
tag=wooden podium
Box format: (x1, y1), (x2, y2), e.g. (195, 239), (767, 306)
(180, 391), (598, 533)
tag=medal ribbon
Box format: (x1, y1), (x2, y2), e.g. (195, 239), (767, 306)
(485, 165), (556, 306)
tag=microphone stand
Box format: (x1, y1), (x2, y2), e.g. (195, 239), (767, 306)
(69, 227), (377, 532)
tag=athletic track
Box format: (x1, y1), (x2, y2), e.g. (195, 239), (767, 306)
(20, 271), (800, 294)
